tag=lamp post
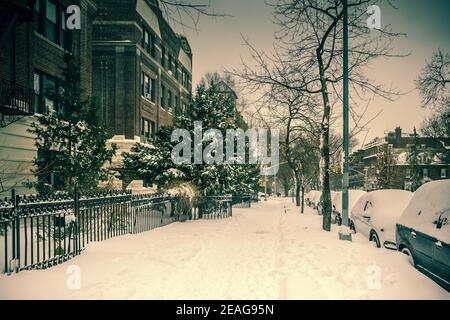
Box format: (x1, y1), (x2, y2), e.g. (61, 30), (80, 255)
(342, 0), (350, 228)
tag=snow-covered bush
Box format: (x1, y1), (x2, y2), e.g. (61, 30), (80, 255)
(164, 182), (200, 221)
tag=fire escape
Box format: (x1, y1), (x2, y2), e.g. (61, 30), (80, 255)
(0, 0), (35, 127)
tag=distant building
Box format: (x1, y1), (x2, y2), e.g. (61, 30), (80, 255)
(349, 127), (450, 191)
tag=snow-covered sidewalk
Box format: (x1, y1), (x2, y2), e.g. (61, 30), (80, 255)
(0, 198), (448, 299)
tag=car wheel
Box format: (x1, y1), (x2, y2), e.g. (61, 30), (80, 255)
(370, 231), (381, 248)
(401, 247), (415, 266)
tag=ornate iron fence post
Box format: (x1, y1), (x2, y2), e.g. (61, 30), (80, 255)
(10, 188), (20, 273)
(74, 187), (79, 257)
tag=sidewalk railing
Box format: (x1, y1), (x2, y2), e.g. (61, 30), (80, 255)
(231, 194), (252, 208)
(0, 190), (238, 274)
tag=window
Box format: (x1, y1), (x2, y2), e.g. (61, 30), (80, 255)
(141, 118), (156, 144)
(141, 27), (148, 50)
(33, 73), (41, 113)
(423, 168), (429, 178)
(35, 0), (69, 49)
(174, 60), (179, 79)
(45, 0), (57, 43)
(168, 90), (173, 113)
(44, 75), (57, 113)
(161, 85), (166, 108)
(182, 69), (190, 89)
(34, 71), (58, 114)
(441, 168), (447, 178)
(175, 95), (180, 114)
(168, 53), (173, 73)
(150, 33), (156, 57)
(161, 47), (166, 68)
(141, 27), (156, 58)
(141, 72), (156, 102)
(34, 0), (44, 33)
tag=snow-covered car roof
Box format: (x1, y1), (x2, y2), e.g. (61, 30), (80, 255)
(398, 180), (450, 243)
(351, 189), (413, 230)
(308, 191), (322, 203)
(333, 190), (366, 213)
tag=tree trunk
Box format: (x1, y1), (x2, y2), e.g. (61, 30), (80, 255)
(294, 170), (301, 207)
(301, 185), (305, 214)
(317, 51), (332, 232)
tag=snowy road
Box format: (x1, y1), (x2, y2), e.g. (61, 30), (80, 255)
(0, 198), (448, 299)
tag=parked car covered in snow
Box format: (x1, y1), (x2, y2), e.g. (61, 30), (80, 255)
(351, 190), (413, 249)
(332, 190), (366, 225)
(396, 180), (450, 291)
(306, 191), (321, 209)
(315, 191), (338, 215)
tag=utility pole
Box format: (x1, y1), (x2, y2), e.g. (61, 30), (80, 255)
(342, 0), (350, 228)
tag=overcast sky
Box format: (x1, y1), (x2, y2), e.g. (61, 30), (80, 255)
(178, 0), (450, 147)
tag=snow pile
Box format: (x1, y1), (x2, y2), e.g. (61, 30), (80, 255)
(165, 182), (199, 200)
(308, 191), (322, 206)
(398, 180), (450, 243)
(339, 225), (352, 236)
(65, 210), (76, 224)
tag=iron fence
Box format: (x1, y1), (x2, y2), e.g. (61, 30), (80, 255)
(0, 190), (237, 274)
(194, 195), (233, 220)
(231, 194), (252, 208)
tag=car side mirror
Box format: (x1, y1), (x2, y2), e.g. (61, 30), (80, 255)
(436, 217), (447, 229)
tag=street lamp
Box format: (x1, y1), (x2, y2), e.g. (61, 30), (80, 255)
(342, 0), (350, 228)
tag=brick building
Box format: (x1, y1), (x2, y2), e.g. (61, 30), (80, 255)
(91, 0), (193, 171)
(0, 0), (96, 195)
(0, 0), (193, 194)
(349, 127), (450, 191)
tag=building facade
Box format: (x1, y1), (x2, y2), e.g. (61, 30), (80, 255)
(0, 0), (96, 195)
(349, 127), (450, 191)
(0, 0), (193, 195)
(91, 0), (192, 170)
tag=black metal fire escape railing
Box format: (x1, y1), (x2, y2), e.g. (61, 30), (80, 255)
(0, 78), (34, 116)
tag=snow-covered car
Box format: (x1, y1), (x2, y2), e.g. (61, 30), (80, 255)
(315, 191), (338, 215)
(351, 190), (413, 249)
(396, 180), (450, 291)
(332, 190), (366, 226)
(306, 191), (321, 209)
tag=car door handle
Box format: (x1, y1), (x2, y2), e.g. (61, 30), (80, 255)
(435, 241), (443, 248)
(411, 231), (417, 238)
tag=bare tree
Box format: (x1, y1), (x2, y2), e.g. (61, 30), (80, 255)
(416, 49), (450, 138)
(199, 71), (236, 88)
(159, 0), (229, 31)
(234, 0), (404, 231)
(416, 49), (450, 108)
